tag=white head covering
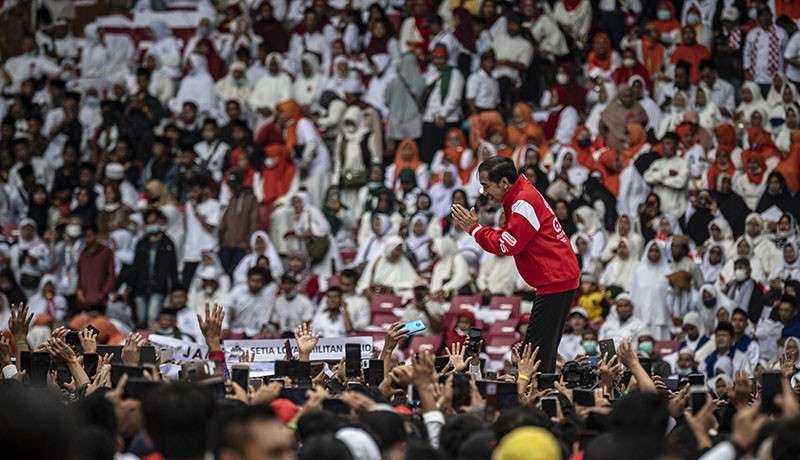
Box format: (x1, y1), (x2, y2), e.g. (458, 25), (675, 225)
(335, 428), (381, 460)
(149, 20), (172, 41)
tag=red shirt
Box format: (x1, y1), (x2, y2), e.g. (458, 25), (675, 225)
(469, 176), (580, 294)
(77, 243), (116, 305)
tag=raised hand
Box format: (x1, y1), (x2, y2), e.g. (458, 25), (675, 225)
(121, 333), (144, 366)
(445, 341), (473, 373)
(412, 350), (436, 388)
(294, 322), (319, 362)
(79, 328), (98, 354)
(517, 343), (541, 379)
(450, 204), (478, 232)
(198, 303), (225, 352)
(381, 322), (410, 358)
(49, 338), (79, 364)
(8, 303), (33, 341)
(0, 335), (11, 367)
(617, 339), (638, 369)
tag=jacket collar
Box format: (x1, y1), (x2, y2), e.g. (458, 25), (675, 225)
(502, 175), (528, 209)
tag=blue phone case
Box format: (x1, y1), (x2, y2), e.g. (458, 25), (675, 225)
(401, 320), (426, 335)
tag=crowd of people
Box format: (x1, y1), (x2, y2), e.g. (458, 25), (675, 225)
(3, 0), (800, 459)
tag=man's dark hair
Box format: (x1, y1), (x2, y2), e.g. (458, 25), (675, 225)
(298, 435), (353, 460)
(340, 269), (358, 280)
(82, 222), (99, 234)
(780, 294), (798, 308)
(215, 404), (277, 458)
(297, 409), (340, 440)
(699, 59), (715, 72)
(427, 13), (443, 26)
(715, 321), (735, 336)
(0, 385), (76, 460)
(771, 418), (800, 460)
(247, 266), (269, 281)
(492, 406), (550, 441)
(141, 382), (216, 459)
(327, 286), (343, 295)
(477, 157), (518, 184)
(136, 67), (152, 79)
(144, 208), (166, 223)
(734, 257), (751, 269)
(440, 414), (485, 459)
(480, 50), (495, 62)
(661, 132), (680, 143)
(360, 411), (407, 451)
(732, 307), (749, 320)
(675, 60), (692, 73)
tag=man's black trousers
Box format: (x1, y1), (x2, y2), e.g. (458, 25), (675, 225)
(523, 289), (578, 373)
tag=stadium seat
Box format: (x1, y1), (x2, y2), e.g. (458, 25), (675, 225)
(408, 335), (442, 355)
(370, 294), (403, 312)
(487, 320), (519, 337)
(489, 296), (521, 318)
(351, 330), (387, 343)
(655, 340), (681, 357)
(485, 335), (518, 349)
(448, 295), (482, 313)
(370, 311), (400, 329)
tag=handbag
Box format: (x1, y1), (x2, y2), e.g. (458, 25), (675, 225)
(341, 168), (368, 189)
(306, 235), (331, 266)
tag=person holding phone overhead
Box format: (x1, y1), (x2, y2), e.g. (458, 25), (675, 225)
(451, 156), (580, 372)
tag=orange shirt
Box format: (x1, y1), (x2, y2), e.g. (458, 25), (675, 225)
(671, 44), (711, 83)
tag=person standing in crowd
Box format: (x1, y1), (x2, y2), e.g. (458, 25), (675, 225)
(130, 209), (179, 329)
(452, 157), (580, 372)
(744, 7), (788, 95)
(183, 177), (220, 286)
(75, 223), (115, 310)
(218, 171), (260, 276)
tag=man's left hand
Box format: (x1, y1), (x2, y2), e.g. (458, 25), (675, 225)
(451, 204), (478, 233)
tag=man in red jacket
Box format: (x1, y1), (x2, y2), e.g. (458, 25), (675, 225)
(452, 156), (580, 372)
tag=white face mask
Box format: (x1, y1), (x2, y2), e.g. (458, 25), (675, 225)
(623, 57), (635, 68)
(749, 8), (758, 20)
(687, 13), (701, 25)
(204, 285), (215, 295)
(66, 224), (82, 238)
(735, 269), (748, 281)
(556, 73), (569, 85)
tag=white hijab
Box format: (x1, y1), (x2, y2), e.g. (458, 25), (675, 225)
(630, 240), (671, 328)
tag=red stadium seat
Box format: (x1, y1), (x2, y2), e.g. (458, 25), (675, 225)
(351, 330), (387, 343)
(489, 296), (521, 318)
(485, 335), (518, 348)
(408, 335), (442, 354)
(448, 295), (482, 313)
(655, 340), (681, 357)
(370, 294), (403, 313)
(487, 320), (519, 337)
(370, 311), (400, 329)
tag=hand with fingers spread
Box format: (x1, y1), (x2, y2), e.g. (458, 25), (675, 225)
(79, 328), (98, 354)
(731, 404), (768, 454)
(728, 370), (754, 409)
(251, 381), (284, 406)
(431, 375), (454, 410)
(50, 326), (69, 341)
(617, 339), (638, 368)
(598, 354), (623, 391)
(517, 343), (541, 380)
(341, 391), (377, 414)
(86, 364), (112, 396)
(105, 373), (128, 405)
(9, 303), (33, 342)
(450, 204), (478, 232)
(381, 322), (410, 359)
(667, 385), (690, 418)
(49, 337), (79, 364)
(445, 341), (473, 373)
(198, 303), (225, 352)
(0, 335), (11, 367)
(294, 322), (319, 362)
(122, 333), (144, 366)
(390, 365), (415, 387)
(684, 398), (718, 450)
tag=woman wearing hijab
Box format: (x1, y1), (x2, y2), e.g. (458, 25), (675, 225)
(385, 139), (429, 194)
(721, 237), (767, 284)
(774, 103), (799, 154)
(756, 172), (799, 217)
(584, 32), (621, 80)
(573, 206), (606, 262)
(428, 167), (462, 219)
(705, 125), (739, 190)
(276, 100), (331, 207)
(701, 243), (727, 285)
(292, 52), (323, 109)
(232, 230), (283, 288)
(710, 174), (748, 238)
(779, 241), (800, 281)
(430, 236), (472, 299)
(364, 16), (400, 61)
(733, 153), (771, 211)
(552, 0), (592, 50)
(774, 213), (799, 249)
(431, 128), (474, 184)
(546, 148), (589, 202)
(384, 53), (426, 146)
(169, 53), (218, 116)
(774, 126), (800, 194)
(648, 1), (682, 44)
(703, 218), (736, 255)
(658, 91), (690, 139)
(288, 193), (341, 276)
(148, 20), (182, 78)
(357, 187), (403, 245)
(406, 213), (434, 272)
(630, 240), (672, 339)
(353, 213), (392, 270)
(249, 53), (293, 125)
(27, 275), (67, 323)
(356, 235), (417, 298)
(333, 106), (381, 212)
(736, 81), (771, 127)
(570, 232), (597, 275)
(601, 214), (644, 263)
(599, 237), (639, 291)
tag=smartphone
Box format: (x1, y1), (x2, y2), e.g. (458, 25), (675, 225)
(290, 361), (311, 386)
(690, 385), (707, 415)
(434, 357), (450, 372)
(97, 345), (124, 363)
(23, 352), (51, 387)
(274, 360), (291, 378)
(586, 356), (600, 368)
(400, 320), (426, 336)
(86, 325), (101, 337)
(452, 373), (471, 408)
(365, 359), (384, 387)
(83, 353), (99, 377)
(322, 398), (351, 415)
(573, 388), (596, 407)
(541, 396), (558, 417)
(598, 339), (616, 359)
(124, 379), (162, 401)
(111, 364), (145, 386)
(467, 328), (482, 354)
(688, 374), (705, 386)
(231, 365), (250, 390)
(761, 371), (782, 414)
(140, 346), (157, 364)
(538, 373), (559, 390)
(345, 343), (361, 379)
(665, 377), (679, 392)
(249, 377), (264, 391)
(66, 330), (82, 351)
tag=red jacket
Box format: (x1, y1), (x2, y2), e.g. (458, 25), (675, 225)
(469, 176), (580, 294)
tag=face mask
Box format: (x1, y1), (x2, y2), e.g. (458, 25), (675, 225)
(556, 73), (569, 85)
(104, 203), (120, 212)
(749, 8), (758, 20)
(202, 130), (215, 141)
(66, 224), (82, 238)
(703, 297), (717, 308)
(687, 13), (701, 25)
(145, 224), (161, 234)
(735, 269), (748, 281)
(582, 340), (598, 354)
(639, 341), (654, 355)
(285, 291), (297, 301)
(676, 366), (692, 376)
(623, 57), (635, 68)
(204, 285), (215, 295)
(657, 9), (671, 21)
(577, 138), (591, 148)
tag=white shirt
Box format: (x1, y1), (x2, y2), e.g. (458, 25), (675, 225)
(701, 78), (736, 115)
(224, 284), (277, 337)
(194, 140), (230, 183)
(423, 67), (464, 123)
(491, 32), (534, 84)
(744, 25), (788, 84)
(598, 316), (646, 346)
(183, 199), (221, 263)
(643, 155), (690, 218)
(527, 15), (568, 57)
(271, 293), (315, 333)
(465, 68), (500, 110)
(784, 31), (800, 83)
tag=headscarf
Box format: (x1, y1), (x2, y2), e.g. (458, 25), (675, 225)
(743, 151), (767, 185)
(630, 240), (671, 329)
(701, 242), (726, 284)
(587, 32), (613, 70)
(715, 124), (738, 154)
(507, 102), (544, 148)
(336, 428), (381, 460)
(737, 81), (770, 123)
(385, 53), (425, 123)
(452, 7), (477, 53)
(553, 63), (587, 111)
(149, 20), (172, 41)
(599, 237), (639, 290)
(441, 128), (474, 183)
(393, 139), (422, 179)
(109, 228), (134, 273)
(622, 122), (647, 165)
(549, 148), (589, 186)
(277, 100), (303, 151)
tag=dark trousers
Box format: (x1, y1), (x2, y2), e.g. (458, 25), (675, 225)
(182, 262), (200, 288)
(523, 289), (577, 373)
(420, 121), (457, 163)
(219, 247), (247, 277)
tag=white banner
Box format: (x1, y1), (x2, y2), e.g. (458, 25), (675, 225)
(149, 334), (208, 361)
(223, 336), (373, 366)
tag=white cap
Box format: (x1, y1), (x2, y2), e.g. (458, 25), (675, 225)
(230, 61), (246, 72)
(722, 6), (739, 22)
(198, 266), (218, 280)
(19, 217), (36, 229)
(568, 307), (588, 318)
(105, 162), (125, 180)
(638, 328), (654, 340)
(682, 311), (701, 329)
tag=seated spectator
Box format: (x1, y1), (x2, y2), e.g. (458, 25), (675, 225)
(700, 321), (751, 379)
(599, 293), (646, 346)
